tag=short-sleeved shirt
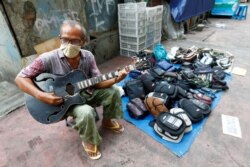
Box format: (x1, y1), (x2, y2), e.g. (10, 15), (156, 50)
(18, 48), (101, 79)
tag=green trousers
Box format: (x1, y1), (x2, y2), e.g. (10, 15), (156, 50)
(67, 85), (123, 145)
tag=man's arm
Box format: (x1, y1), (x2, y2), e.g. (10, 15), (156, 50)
(15, 57), (63, 105)
(15, 76), (63, 105)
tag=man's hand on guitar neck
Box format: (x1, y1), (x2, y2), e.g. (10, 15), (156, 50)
(115, 66), (129, 83)
(95, 66), (129, 89)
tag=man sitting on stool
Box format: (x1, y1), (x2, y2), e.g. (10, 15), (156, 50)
(15, 20), (128, 160)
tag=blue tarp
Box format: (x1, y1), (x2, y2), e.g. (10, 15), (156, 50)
(170, 0), (215, 22)
(118, 73), (231, 157)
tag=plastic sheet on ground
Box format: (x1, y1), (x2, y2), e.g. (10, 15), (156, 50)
(117, 74), (232, 157)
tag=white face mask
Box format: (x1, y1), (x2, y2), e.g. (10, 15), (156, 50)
(60, 44), (81, 58)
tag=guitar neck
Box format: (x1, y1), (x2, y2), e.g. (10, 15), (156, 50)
(76, 71), (119, 90)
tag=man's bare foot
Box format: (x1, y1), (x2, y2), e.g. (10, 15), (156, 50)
(102, 119), (124, 133)
(82, 141), (101, 160)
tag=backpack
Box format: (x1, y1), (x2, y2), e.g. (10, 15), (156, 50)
(140, 73), (156, 94)
(179, 99), (204, 123)
(124, 79), (146, 100)
(144, 93), (169, 117)
(153, 112), (186, 143)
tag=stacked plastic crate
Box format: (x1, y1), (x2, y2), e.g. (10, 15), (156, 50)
(153, 6), (163, 46)
(145, 5), (163, 50)
(145, 7), (156, 50)
(118, 2), (147, 57)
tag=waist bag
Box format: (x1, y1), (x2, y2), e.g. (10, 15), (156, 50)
(154, 82), (178, 98)
(149, 67), (166, 80)
(124, 79), (146, 100)
(155, 60), (175, 72)
(190, 99), (211, 116)
(154, 82), (188, 99)
(127, 98), (148, 119)
(153, 112), (186, 143)
(212, 66), (225, 80)
(179, 99), (204, 123)
(144, 93), (169, 117)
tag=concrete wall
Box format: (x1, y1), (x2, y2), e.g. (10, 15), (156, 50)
(85, 30), (120, 64)
(0, 5), (21, 83)
(2, 0), (121, 60)
(85, 0), (119, 35)
(2, 0), (88, 56)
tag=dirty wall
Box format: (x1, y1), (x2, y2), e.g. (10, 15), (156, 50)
(2, 0), (121, 60)
(0, 4), (21, 83)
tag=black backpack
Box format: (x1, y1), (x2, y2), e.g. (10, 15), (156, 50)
(124, 79), (146, 100)
(151, 112), (186, 143)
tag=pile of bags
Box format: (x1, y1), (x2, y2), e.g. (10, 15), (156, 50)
(123, 44), (233, 143)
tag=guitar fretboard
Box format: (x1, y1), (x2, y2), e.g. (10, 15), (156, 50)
(76, 71), (119, 89)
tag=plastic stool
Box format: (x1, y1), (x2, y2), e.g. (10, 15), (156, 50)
(233, 4), (248, 20)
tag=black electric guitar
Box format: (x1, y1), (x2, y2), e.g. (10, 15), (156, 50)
(25, 65), (134, 124)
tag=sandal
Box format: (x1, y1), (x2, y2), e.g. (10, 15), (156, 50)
(82, 142), (101, 160)
(102, 120), (124, 133)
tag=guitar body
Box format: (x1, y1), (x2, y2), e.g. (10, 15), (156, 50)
(25, 70), (86, 124)
(25, 65), (134, 124)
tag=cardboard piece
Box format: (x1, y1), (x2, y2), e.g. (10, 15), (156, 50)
(231, 67), (247, 76)
(221, 114), (242, 138)
(34, 37), (61, 55)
